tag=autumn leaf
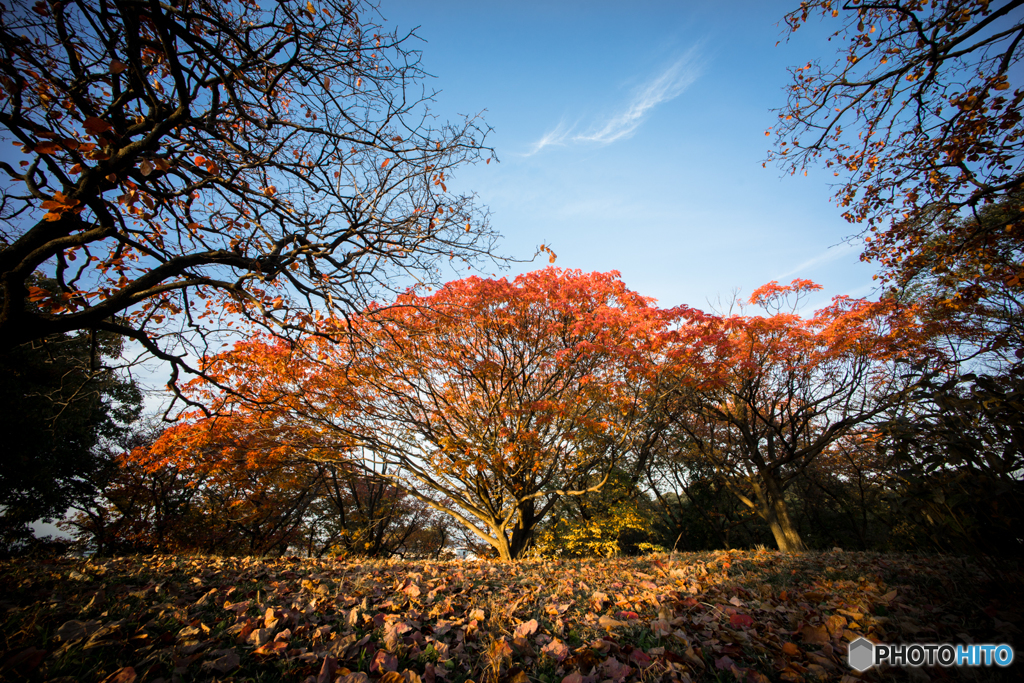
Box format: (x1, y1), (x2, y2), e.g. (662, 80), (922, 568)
(801, 624), (830, 644)
(202, 649), (240, 673)
(729, 613), (755, 629)
(83, 117), (113, 134)
(253, 640), (288, 656)
(316, 656), (339, 683)
(249, 627), (273, 647)
(370, 650), (398, 673)
(598, 615), (627, 630)
(99, 667), (137, 683)
(40, 191), (80, 221)
(715, 655), (737, 671)
(513, 618), (538, 639)
(541, 638), (570, 661)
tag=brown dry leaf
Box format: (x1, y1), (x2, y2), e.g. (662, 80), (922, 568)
(99, 667), (137, 683)
(513, 618), (538, 639)
(316, 655), (337, 683)
(55, 619), (101, 642)
(507, 669), (530, 683)
(249, 627), (273, 647)
(826, 614), (848, 635)
(224, 599), (251, 614)
(253, 640), (288, 656)
(650, 618), (671, 636)
(370, 649), (398, 673)
(598, 615), (627, 630)
(401, 670), (423, 683)
(541, 637), (570, 661)
(802, 624), (830, 644)
(806, 663), (828, 678)
(202, 649), (240, 673)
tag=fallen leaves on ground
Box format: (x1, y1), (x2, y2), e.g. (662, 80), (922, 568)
(0, 550), (1020, 682)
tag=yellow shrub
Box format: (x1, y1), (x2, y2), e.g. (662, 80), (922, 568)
(536, 499), (652, 557)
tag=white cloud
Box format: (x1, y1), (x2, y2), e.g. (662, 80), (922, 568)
(575, 47), (703, 145)
(523, 46), (703, 155)
(776, 240), (859, 280)
(524, 118), (576, 156)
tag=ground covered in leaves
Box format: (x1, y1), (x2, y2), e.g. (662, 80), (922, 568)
(1, 550), (1021, 683)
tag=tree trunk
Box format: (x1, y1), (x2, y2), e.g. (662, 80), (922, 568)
(762, 475), (805, 552)
(509, 525), (534, 559)
(492, 532), (513, 561)
(487, 502), (537, 561)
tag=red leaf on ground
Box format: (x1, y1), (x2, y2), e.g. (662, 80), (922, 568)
(730, 613), (755, 629)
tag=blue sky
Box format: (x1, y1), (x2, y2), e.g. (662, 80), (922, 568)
(378, 0), (879, 313)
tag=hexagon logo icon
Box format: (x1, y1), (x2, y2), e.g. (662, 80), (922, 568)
(848, 637), (875, 672)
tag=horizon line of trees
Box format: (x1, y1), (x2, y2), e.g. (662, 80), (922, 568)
(8, 254), (1021, 562)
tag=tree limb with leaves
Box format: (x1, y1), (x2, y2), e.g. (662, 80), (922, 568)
(0, 0), (501, 400)
(769, 0), (1024, 290)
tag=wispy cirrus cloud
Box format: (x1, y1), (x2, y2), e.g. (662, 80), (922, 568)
(776, 241), (859, 280)
(575, 47), (703, 144)
(524, 46), (703, 155)
(525, 117), (576, 156)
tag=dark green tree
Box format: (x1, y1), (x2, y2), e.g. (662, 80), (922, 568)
(0, 284), (141, 553)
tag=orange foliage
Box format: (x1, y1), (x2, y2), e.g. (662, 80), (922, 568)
(659, 282), (933, 551)
(167, 268), (682, 560)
